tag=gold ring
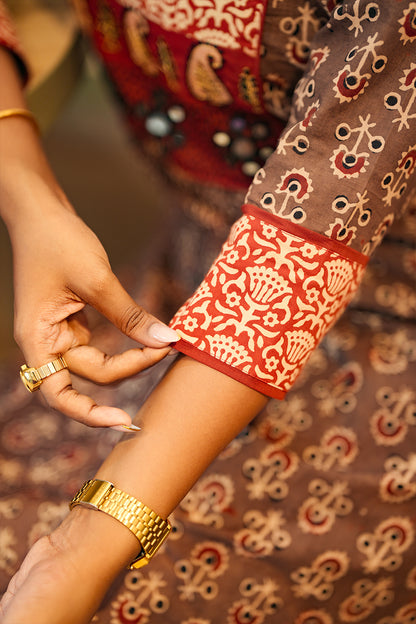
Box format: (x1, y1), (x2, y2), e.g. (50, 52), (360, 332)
(20, 355), (68, 393)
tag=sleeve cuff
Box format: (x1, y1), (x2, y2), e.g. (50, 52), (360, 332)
(170, 204), (368, 398)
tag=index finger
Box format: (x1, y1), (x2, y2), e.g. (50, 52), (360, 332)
(38, 368), (135, 428)
(63, 344), (172, 384)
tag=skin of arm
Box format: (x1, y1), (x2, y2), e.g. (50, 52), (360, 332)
(0, 46), (178, 427)
(0, 356), (268, 624)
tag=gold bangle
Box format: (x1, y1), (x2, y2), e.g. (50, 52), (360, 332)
(0, 108), (39, 132)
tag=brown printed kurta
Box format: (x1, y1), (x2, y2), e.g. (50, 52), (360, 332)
(0, 1), (416, 623)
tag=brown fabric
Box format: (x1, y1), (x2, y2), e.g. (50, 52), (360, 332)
(1, 190), (415, 623)
(1, 2), (416, 623)
(247, 1), (416, 255)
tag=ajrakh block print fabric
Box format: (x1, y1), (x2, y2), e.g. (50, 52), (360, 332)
(170, 204), (367, 397)
(1, 3), (416, 623)
(165, 0), (416, 395)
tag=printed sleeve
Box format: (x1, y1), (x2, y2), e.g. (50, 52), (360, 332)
(170, 1), (416, 398)
(0, 1), (29, 83)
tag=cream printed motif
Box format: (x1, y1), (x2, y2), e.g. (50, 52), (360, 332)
(382, 145), (416, 207)
(294, 610), (333, 624)
(258, 396), (313, 446)
(298, 478), (353, 535)
(227, 578), (282, 623)
(279, 2), (324, 68)
(370, 386), (416, 446)
(119, 0), (267, 57)
(398, 3), (416, 45)
(243, 444), (299, 500)
(311, 362), (363, 418)
(0, 526), (18, 576)
(333, 32), (386, 103)
(180, 474), (234, 527)
(291, 551), (350, 601)
(171, 211), (365, 396)
(326, 191), (372, 246)
(330, 114), (385, 180)
(257, 167), (314, 222)
(338, 577), (394, 622)
(369, 330), (416, 375)
(111, 571), (170, 623)
(407, 567), (416, 590)
(379, 453), (416, 503)
(378, 600), (416, 624)
(384, 63), (416, 132)
(333, 1), (380, 38)
(234, 509), (291, 557)
(174, 542), (229, 601)
(303, 427), (358, 471)
(356, 516), (414, 574)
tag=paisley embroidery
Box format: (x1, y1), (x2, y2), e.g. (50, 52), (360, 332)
(186, 43), (232, 106)
(123, 10), (160, 75)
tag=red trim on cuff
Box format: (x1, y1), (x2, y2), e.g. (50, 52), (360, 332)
(173, 338), (287, 400)
(242, 203), (369, 267)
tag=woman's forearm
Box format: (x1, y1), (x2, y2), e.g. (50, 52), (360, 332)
(61, 357), (268, 575)
(96, 356), (268, 515)
(0, 48), (72, 232)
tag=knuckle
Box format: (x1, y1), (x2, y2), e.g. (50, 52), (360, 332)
(85, 264), (113, 299)
(97, 354), (116, 383)
(13, 320), (30, 347)
(47, 384), (74, 411)
(119, 305), (147, 336)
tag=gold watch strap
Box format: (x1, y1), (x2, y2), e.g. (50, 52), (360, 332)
(69, 479), (171, 569)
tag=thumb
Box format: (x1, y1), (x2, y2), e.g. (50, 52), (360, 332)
(86, 271), (179, 347)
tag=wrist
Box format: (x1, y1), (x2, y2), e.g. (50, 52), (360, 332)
(56, 504), (140, 576)
(0, 167), (74, 238)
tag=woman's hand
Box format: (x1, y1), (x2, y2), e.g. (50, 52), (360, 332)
(0, 48), (178, 428)
(0, 507), (138, 624)
(10, 192), (178, 428)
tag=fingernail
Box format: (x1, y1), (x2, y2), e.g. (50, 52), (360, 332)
(110, 424), (141, 433)
(149, 323), (179, 344)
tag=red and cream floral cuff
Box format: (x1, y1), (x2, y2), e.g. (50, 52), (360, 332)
(170, 204), (368, 399)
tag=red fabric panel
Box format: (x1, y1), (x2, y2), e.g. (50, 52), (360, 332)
(170, 210), (366, 397)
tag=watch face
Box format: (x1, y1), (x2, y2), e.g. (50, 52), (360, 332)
(20, 365), (42, 392)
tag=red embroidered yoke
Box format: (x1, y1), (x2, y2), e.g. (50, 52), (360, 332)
(2, 1), (415, 397)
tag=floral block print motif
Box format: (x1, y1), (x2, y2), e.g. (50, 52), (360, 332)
(118, 0), (267, 57)
(170, 205), (367, 398)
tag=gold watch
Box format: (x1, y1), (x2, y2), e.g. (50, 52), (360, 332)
(69, 479), (171, 569)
